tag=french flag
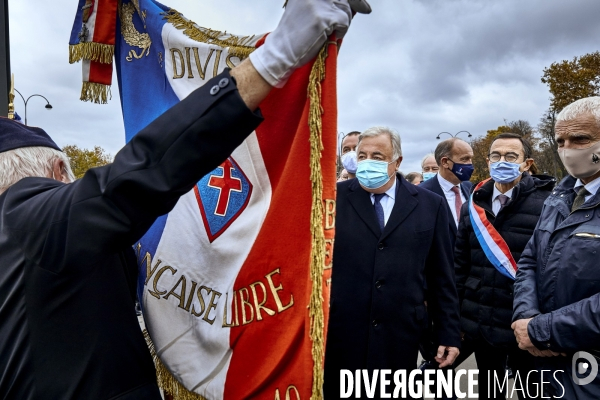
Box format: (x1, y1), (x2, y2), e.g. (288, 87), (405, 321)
(113, 1), (338, 399)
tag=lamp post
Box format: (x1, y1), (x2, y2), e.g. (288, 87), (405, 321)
(436, 131), (473, 140)
(13, 89), (53, 125)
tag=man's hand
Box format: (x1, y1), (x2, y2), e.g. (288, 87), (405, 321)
(249, 0), (354, 87)
(435, 345), (460, 368)
(511, 318), (534, 350)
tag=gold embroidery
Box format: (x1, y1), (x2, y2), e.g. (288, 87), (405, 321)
(119, 1), (151, 62)
(307, 43), (332, 400)
(162, 9), (256, 60)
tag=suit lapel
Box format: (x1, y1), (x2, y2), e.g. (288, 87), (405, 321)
(380, 177), (418, 241)
(347, 180), (382, 238)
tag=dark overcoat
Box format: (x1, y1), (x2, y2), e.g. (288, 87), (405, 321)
(324, 175), (461, 399)
(455, 172), (555, 346)
(0, 71), (262, 399)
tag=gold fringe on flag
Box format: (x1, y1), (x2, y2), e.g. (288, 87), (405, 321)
(162, 10), (256, 60)
(69, 42), (115, 64)
(80, 82), (112, 104)
(143, 330), (208, 400)
(307, 43), (330, 400)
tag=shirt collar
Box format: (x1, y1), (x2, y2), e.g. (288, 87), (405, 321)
(574, 175), (600, 196)
(370, 177), (397, 200)
(437, 173), (458, 193)
(492, 185), (514, 202)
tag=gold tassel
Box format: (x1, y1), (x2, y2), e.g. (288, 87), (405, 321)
(307, 44), (330, 400)
(69, 42), (115, 64)
(80, 82), (112, 104)
(143, 330), (208, 400)
(162, 10), (256, 60)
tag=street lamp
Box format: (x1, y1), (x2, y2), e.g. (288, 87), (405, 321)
(13, 89), (53, 126)
(436, 131), (472, 140)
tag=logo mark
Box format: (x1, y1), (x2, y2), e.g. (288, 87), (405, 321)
(572, 351), (598, 385)
(195, 157), (252, 242)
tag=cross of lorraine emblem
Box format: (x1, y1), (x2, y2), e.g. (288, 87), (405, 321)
(195, 157), (253, 242)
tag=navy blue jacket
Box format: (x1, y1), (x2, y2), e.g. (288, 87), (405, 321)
(513, 175), (600, 398)
(419, 174), (472, 246)
(0, 71), (263, 400)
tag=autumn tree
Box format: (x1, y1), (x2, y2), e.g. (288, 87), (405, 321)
(63, 145), (113, 179)
(536, 110), (567, 180)
(541, 51), (600, 112)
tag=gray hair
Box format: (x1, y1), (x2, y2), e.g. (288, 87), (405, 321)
(0, 146), (75, 194)
(557, 96), (600, 126)
(357, 126), (402, 160)
(421, 153), (435, 169)
(434, 137), (465, 165)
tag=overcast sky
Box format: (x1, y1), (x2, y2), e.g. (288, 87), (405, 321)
(8, 0), (600, 173)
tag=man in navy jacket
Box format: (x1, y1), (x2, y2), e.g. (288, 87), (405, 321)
(513, 97), (600, 399)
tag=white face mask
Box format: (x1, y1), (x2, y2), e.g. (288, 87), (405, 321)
(559, 141), (600, 179)
(341, 151), (358, 174)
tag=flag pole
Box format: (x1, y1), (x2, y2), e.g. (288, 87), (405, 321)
(0, 0), (11, 117)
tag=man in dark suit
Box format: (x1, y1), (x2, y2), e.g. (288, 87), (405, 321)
(324, 126), (461, 399)
(0, 1), (355, 397)
(419, 138), (474, 245)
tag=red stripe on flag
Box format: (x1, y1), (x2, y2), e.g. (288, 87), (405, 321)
(224, 42), (338, 399)
(92, 0), (118, 46)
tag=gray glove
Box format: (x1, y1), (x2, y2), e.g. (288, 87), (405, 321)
(249, 0), (353, 88)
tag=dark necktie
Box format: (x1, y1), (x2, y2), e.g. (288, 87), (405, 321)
(373, 193), (386, 232)
(450, 186), (463, 221)
(498, 194), (510, 213)
(572, 186), (590, 213)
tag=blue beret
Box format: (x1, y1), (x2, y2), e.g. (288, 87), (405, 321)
(0, 116), (61, 153)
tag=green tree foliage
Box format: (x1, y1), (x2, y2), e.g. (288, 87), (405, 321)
(541, 51), (600, 112)
(62, 145), (113, 179)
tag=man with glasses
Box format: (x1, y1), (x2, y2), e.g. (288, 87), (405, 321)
(454, 133), (555, 399)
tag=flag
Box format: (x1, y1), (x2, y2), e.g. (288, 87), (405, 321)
(70, 1), (338, 399)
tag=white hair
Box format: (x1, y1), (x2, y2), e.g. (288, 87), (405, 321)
(357, 126), (402, 160)
(421, 153), (435, 169)
(0, 146), (75, 194)
(557, 96), (600, 126)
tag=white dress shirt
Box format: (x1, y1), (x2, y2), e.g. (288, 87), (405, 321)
(369, 178), (397, 226)
(492, 185), (515, 215)
(437, 174), (466, 227)
(573, 175), (600, 205)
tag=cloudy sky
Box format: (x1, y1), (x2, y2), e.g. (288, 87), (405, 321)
(8, 0), (600, 173)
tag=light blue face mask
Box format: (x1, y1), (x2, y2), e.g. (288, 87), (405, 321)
(356, 159), (394, 189)
(422, 172), (436, 181)
(490, 161), (522, 184)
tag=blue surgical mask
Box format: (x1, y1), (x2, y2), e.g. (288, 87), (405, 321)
(341, 151), (358, 174)
(450, 161), (474, 182)
(422, 172), (436, 181)
(356, 159), (393, 189)
(490, 161), (522, 184)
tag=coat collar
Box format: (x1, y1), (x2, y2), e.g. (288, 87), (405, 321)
(347, 174), (418, 239)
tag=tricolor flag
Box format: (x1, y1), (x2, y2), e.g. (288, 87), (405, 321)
(70, 1), (338, 399)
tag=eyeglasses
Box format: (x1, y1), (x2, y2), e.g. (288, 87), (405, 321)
(488, 152), (520, 163)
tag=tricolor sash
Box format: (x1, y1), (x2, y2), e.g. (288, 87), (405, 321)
(468, 179), (518, 280)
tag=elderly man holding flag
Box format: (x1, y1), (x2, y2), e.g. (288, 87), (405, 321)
(0, 1), (362, 399)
